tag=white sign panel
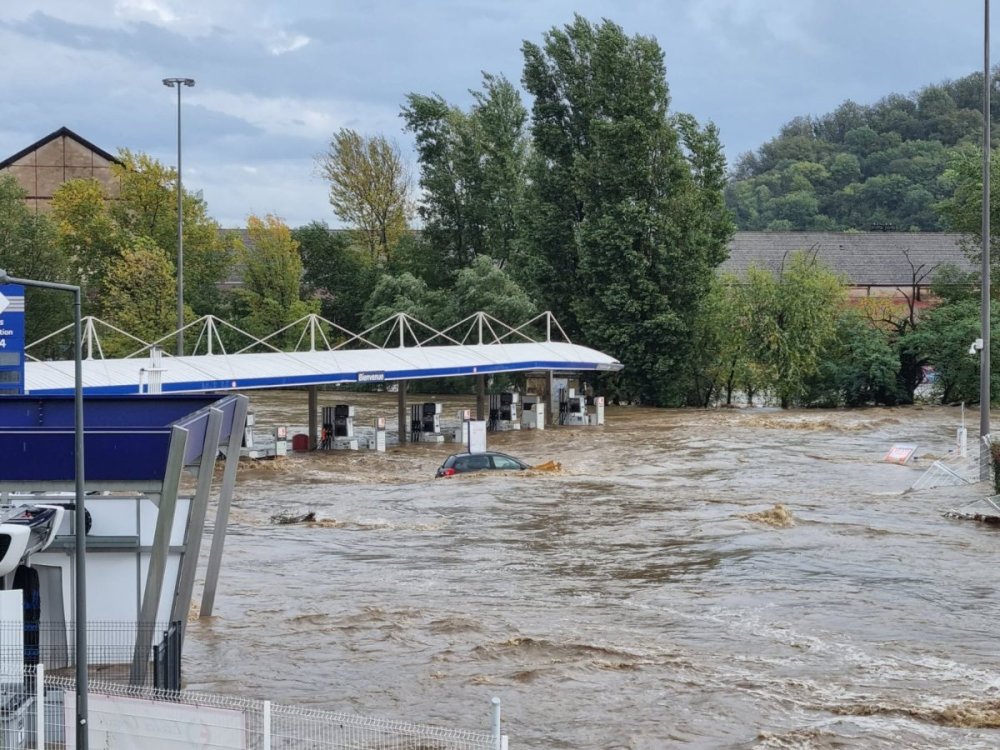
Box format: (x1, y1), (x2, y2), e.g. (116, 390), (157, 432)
(883, 444), (917, 465)
(464, 420), (487, 454)
(66, 692), (247, 749)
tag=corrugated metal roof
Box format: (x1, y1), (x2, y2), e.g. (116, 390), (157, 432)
(25, 341), (623, 396)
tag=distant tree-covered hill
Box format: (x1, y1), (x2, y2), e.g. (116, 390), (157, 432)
(726, 69), (1000, 231)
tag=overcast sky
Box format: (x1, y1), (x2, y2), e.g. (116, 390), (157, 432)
(0, 1), (993, 227)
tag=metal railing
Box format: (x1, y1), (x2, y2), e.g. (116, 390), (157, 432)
(0, 621), (179, 687)
(0, 665), (505, 750)
(152, 621), (182, 692)
(911, 437), (990, 490)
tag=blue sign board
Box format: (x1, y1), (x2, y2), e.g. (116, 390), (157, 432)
(0, 285), (25, 395)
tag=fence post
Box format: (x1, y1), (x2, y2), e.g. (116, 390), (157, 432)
(262, 700), (271, 750)
(491, 696), (501, 750)
(35, 663), (44, 750)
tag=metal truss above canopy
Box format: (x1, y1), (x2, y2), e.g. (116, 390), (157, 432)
(23, 311), (623, 396)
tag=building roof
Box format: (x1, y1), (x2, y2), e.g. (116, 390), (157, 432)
(0, 126), (121, 169)
(720, 231), (977, 286)
(24, 341), (623, 396)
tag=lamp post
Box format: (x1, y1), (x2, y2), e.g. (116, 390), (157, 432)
(0, 270), (87, 749)
(162, 77), (195, 357)
(982, 0), (992, 480)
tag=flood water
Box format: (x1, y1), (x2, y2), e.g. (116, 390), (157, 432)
(183, 391), (1000, 749)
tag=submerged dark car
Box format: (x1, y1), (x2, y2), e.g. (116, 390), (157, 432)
(435, 451), (530, 477)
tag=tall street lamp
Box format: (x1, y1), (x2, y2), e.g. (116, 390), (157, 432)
(982, 0), (992, 479)
(162, 77), (195, 357)
(0, 270), (87, 749)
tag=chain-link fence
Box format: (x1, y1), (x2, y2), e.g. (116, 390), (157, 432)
(0, 666), (505, 750)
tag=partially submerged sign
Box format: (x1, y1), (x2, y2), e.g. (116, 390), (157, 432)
(464, 420), (487, 454)
(884, 444), (918, 464)
(0, 284), (25, 395)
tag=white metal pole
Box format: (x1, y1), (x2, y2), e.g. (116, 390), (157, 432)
(35, 662), (44, 750)
(262, 700), (271, 750)
(491, 696), (501, 750)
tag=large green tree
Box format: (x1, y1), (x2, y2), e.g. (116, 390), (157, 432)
(49, 150), (233, 325)
(402, 73), (528, 275)
(518, 16), (732, 404)
(742, 252), (848, 407)
(99, 237), (178, 356)
(360, 272), (446, 333)
(231, 214), (318, 345)
(448, 255), (536, 326)
(318, 130), (411, 263)
(688, 272), (759, 407)
(109, 149), (233, 316)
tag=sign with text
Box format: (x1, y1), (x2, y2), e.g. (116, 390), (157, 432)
(884, 444), (918, 464)
(357, 371), (385, 383)
(0, 285), (25, 394)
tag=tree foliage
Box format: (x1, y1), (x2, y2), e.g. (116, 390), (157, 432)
(402, 73), (528, 275)
(49, 149), (232, 335)
(902, 298), (1000, 404)
(803, 310), (902, 407)
(109, 150), (233, 315)
(294, 221), (377, 334)
(0, 175), (73, 350)
(99, 237), (177, 356)
(741, 253), (848, 406)
(728, 69), (1000, 231)
(318, 129), (411, 263)
(448, 255), (536, 325)
(360, 272), (445, 332)
(50, 178), (122, 298)
(517, 15), (732, 404)
(688, 273), (759, 406)
(231, 214), (318, 344)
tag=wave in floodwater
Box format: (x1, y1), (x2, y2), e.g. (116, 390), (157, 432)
(183, 393), (1000, 749)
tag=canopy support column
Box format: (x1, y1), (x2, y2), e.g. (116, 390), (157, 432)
(476, 375), (486, 421)
(546, 371), (554, 426)
(132, 424), (188, 685)
(200, 395), (249, 618)
(397, 381), (407, 444)
(171, 407), (222, 639)
(308, 386), (318, 450)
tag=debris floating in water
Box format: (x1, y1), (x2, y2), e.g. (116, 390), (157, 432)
(270, 511), (316, 525)
(834, 699), (1000, 728)
(944, 497), (1000, 525)
(532, 460), (563, 472)
(943, 509), (1000, 525)
(741, 503), (795, 528)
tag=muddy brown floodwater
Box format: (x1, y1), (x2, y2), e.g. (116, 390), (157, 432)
(182, 391), (1000, 749)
